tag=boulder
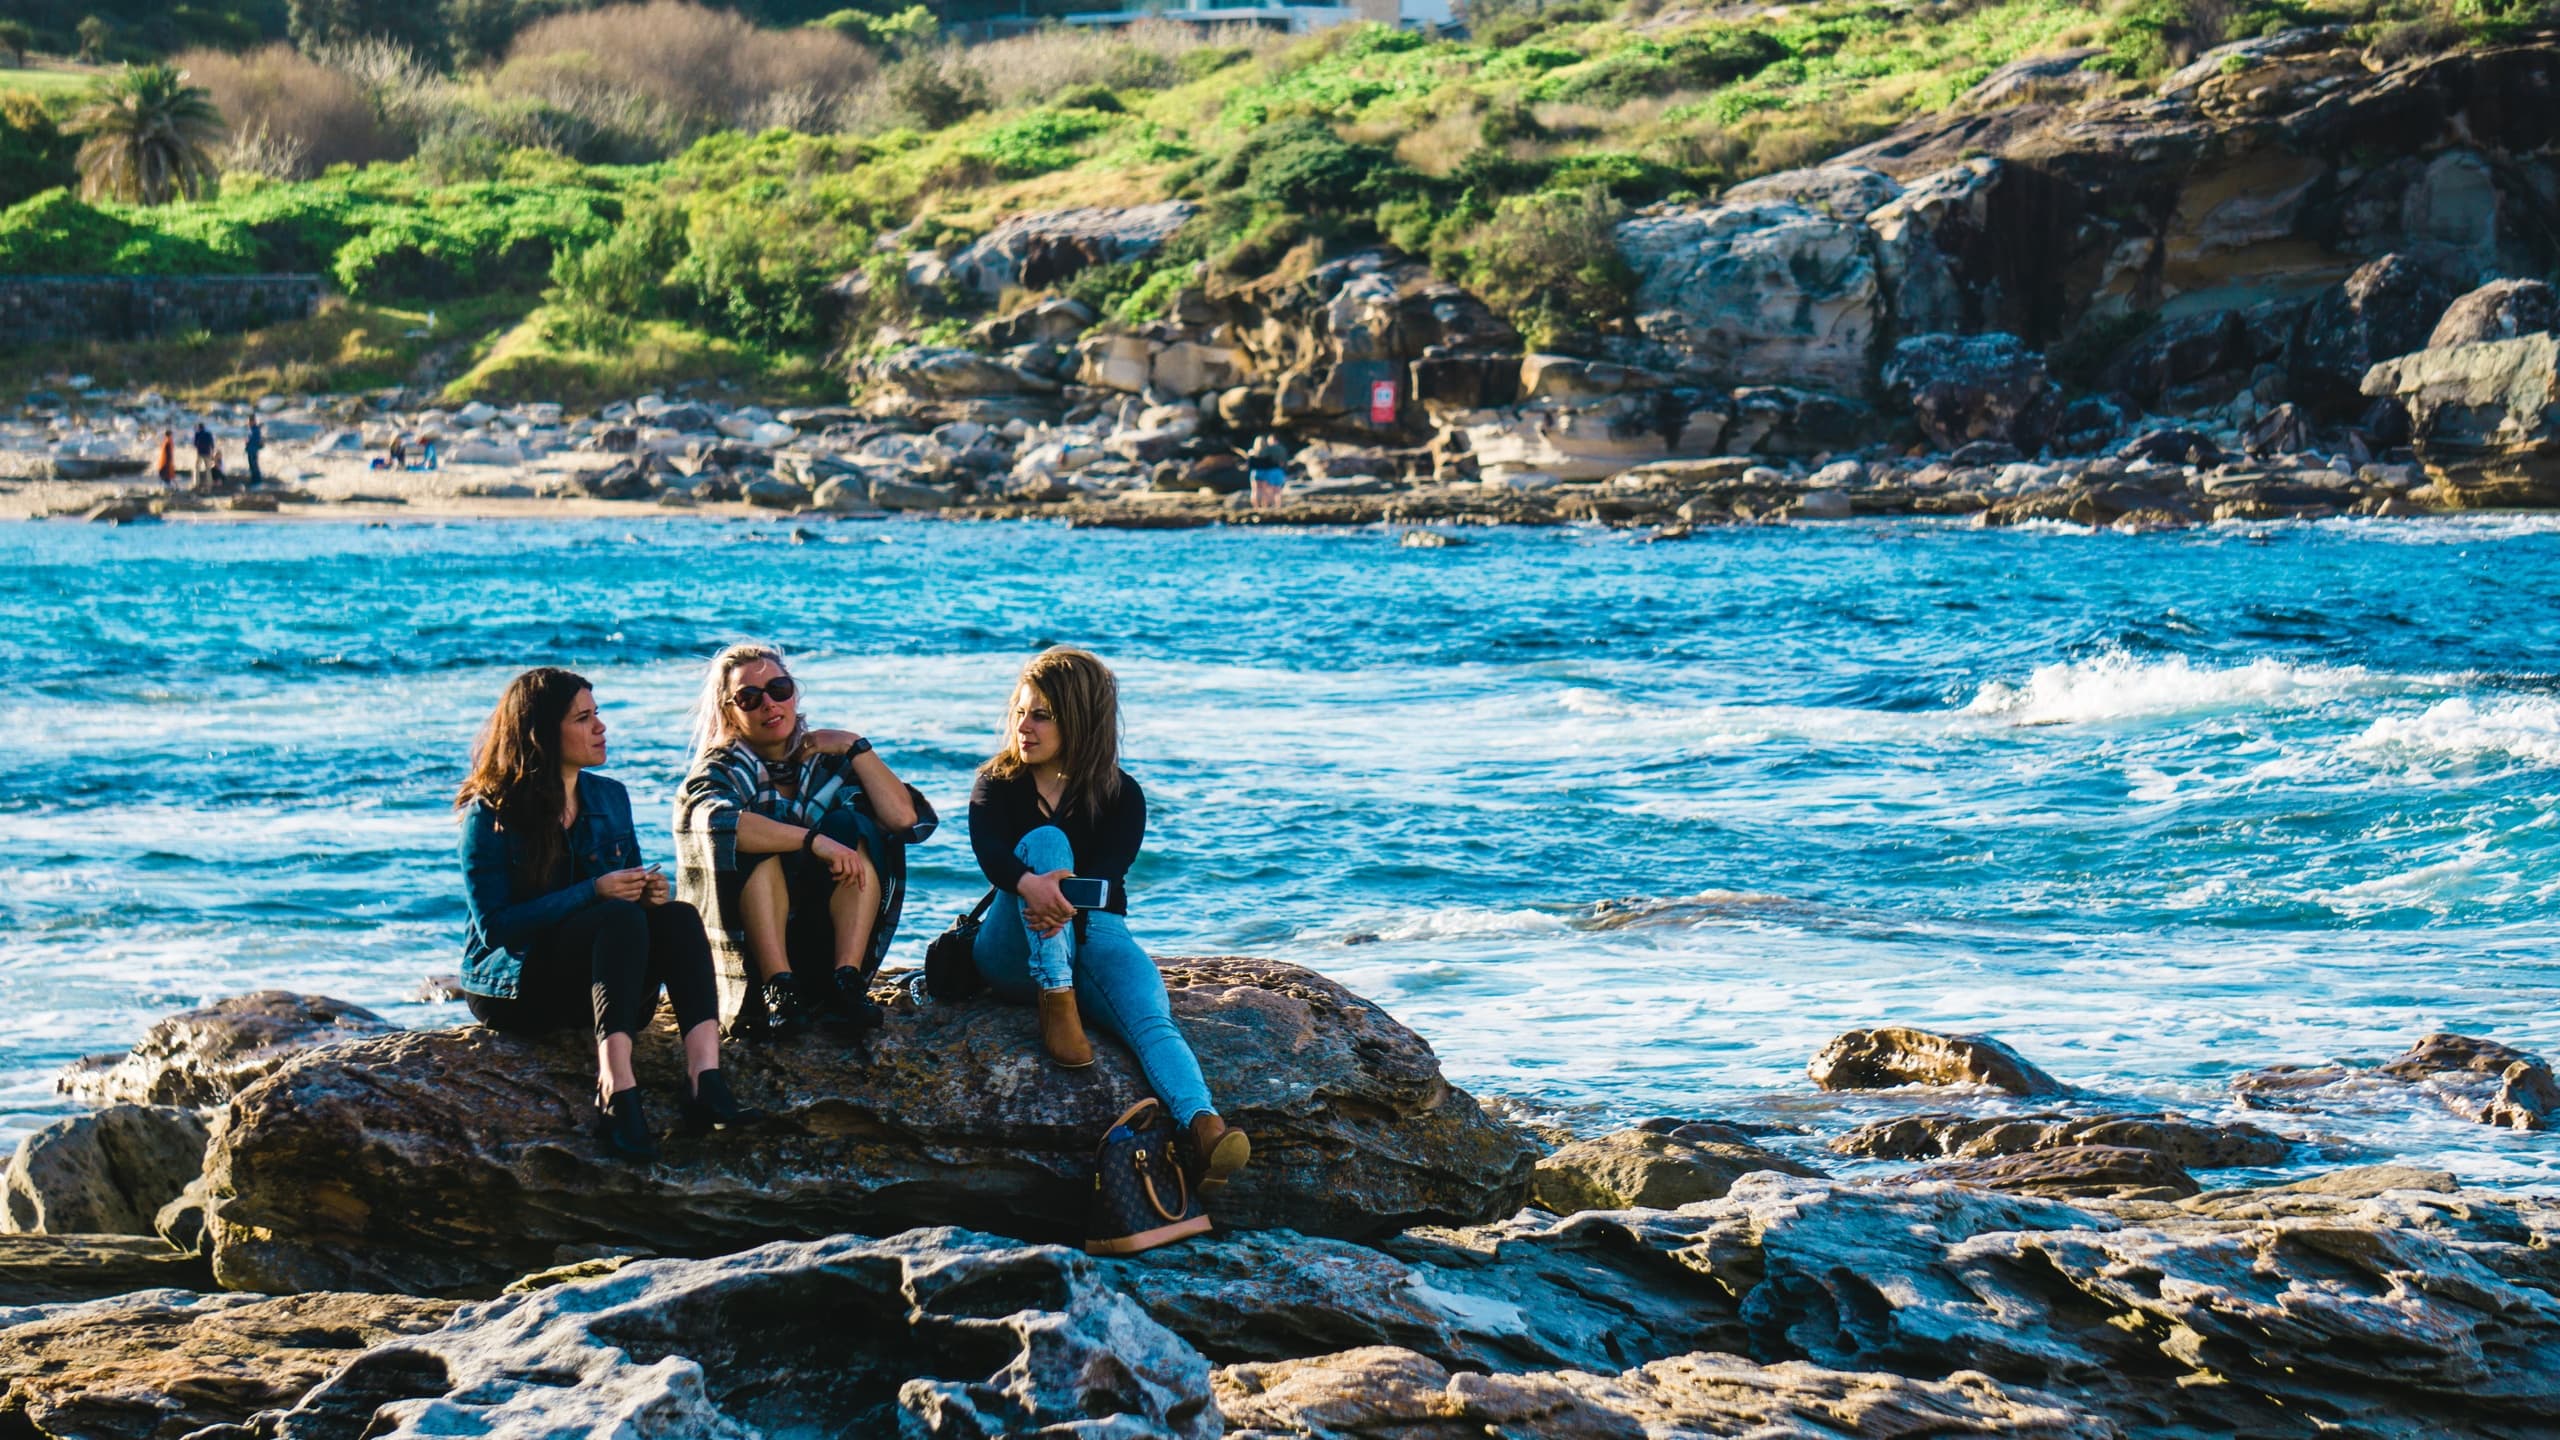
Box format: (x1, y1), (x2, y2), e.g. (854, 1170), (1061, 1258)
(1454, 389), (1726, 485)
(2362, 332), (2560, 507)
(1808, 1027), (2069, 1097)
(1152, 341), (1252, 396)
(1529, 1128), (1821, 1215)
(2378, 1031), (2560, 1130)
(1791, 487), (1855, 519)
(2292, 253), (2459, 418)
(741, 473), (810, 509)
(947, 201), (1196, 299)
(259, 1230), (1215, 1439)
(1884, 333), (2056, 452)
(1832, 1111), (2291, 1168)
(975, 296), (1098, 348)
(1721, 163), (1904, 218)
(0, 1290), (458, 1439)
(3, 1104), (210, 1236)
(1867, 158), (2079, 341)
(2426, 278), (2560, 349)
(869, 477), (958, 510)
(0, 1233), (212, 1304)
(1214, 1345), (2115, 1439)
(1613, 201), (1881, 393)
(204, 958), (1540, 1294)
(1894, 1144), (2201, 1199)
(1076, 332), (1158, 393)
(57, 991), (395, 1109)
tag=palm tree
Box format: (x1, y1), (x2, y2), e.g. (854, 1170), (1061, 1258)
(0, 21), (34, 68)
(70, 64), (223, 207)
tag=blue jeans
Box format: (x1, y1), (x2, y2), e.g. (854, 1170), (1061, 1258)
(972, 826), (1214, 1123)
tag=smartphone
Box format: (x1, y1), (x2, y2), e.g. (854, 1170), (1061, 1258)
(1058, 876), (1112, 910)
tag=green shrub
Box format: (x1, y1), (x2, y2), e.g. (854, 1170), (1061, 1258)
(1474, 0), (1608, 48)
(961, 108), (1113, 178)
(1537, 29), (1790, 105)
(1051, 83), (1125, 113)
(0, 93), (76, 211)
(1202, 117), (1398, 214)
(1465, 185), (1632, 351)
(886, 52), (990, 129)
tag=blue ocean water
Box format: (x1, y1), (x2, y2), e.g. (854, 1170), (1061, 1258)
(2, 514), (2557, 1188)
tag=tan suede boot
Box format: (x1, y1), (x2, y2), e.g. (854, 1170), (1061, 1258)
(1038, 987), (1094, 1069)
(1189, 1112), (1250, 1194)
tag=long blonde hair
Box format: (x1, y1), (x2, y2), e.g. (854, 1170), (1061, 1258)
(687, 640), (799, 762)
(980, 646), (1123, 820)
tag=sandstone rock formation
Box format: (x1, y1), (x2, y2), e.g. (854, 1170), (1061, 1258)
(1883, 333), (2056, 451)
(1529, 1126), (1822, 1214)
(1214, 1345), (2117, 1439)
(2362, 332), (2560, 506)
(57, 992), (393, 1109)
(0, 1233), (210, 1304)
(947, 201), (1196, 299)
(2, 1104), (209, 1236)
(1807, 1027), (2070, 1096)
(1891, 1143), (2200, 1199)
(204, 958), (1539, 1294)
(1831, 1110), (2292, 1168)
(254, 1230), (1216, 1439)
(2235, 1029), (2560, 1130)
(2427, 277), (2560, 349)
(0, 1290), (456, 1439)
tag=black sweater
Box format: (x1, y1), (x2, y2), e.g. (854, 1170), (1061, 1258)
(969, 768), (1145, 915)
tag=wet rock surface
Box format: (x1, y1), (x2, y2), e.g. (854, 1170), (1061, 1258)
(255, 1230), (1216, 1440)
(1891, 1143), (2201, 1199)
(0, 1290), (455, 1439)
(204, 958), (1539, 1294)
(56, 992), (395, 1110)
(1832, 1110), (2292, 1168)
(1808, 1027), (2070, 1096)
(2235, 1030), (2560, 1130)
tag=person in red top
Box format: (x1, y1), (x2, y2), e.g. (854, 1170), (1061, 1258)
(153, 430), (176, 486)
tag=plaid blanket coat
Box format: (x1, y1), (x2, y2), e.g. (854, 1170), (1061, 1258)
(673, 740), (938, 1025)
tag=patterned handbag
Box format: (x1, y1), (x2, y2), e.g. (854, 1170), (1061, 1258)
(1084, 1098), (1211, 1256)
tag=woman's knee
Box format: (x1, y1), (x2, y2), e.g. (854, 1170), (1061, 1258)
(1013, 825), (1074, 872)
(591, 898), (649, 945)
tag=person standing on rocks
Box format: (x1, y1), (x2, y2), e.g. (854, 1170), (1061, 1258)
(457, 667), (762, 1161)
(674, 642), (937, 1042)
(244, 416), (264, 486)
(191, 421), (217, 488)
(1247, 435), (1290, 509)
(967, 646), (1251, 1194)
(154, 428), (176, 486)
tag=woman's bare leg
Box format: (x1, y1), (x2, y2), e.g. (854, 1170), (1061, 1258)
(738, 857), (792, 981)
(827, 850), (879, 972)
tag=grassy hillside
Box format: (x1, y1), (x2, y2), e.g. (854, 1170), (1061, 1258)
(1, 0), (2544, 406)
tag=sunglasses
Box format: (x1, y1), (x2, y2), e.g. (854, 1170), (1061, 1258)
(728, 675), (798, 711)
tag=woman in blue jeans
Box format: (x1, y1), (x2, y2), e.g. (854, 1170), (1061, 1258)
(968, 646), (1250, 1193)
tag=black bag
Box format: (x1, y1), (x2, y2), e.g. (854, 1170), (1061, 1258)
(923, 888), (997, 1002)
(1085, 1098), (1211, 1256)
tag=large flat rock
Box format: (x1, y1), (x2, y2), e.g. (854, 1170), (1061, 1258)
(205, 958), (1538, 1295)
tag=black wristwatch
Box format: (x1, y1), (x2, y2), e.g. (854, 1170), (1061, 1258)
(801, 826), (823, 856)
(847, 735), (874, 758)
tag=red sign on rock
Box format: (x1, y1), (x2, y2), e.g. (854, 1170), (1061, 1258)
(1369, 379), (1399, 425)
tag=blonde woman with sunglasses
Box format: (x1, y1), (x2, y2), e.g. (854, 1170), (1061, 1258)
(673, 642), (937, 1040)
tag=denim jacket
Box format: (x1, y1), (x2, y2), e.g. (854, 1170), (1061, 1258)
(460, 771), (644, 998)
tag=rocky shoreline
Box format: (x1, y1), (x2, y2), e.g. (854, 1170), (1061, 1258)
(2, 967), (2553, 1437)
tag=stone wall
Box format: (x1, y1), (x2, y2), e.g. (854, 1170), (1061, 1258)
(0, 275), (324, 345)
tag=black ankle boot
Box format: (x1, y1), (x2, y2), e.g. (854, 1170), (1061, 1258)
(679, 1068), (769, 1134)
(596, 1086), (660, 1162)
(826, 966), (886, 1035)
(750, 971), (809, 1041)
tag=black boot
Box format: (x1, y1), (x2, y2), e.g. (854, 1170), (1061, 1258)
(749, 971), (809, 1041)
(596, 1086), (660, 1162)
(826, 966), (886, 1035)
(679, 1068), (769, 1134)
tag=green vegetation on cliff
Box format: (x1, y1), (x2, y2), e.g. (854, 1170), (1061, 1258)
(0, 0), (2546, 403)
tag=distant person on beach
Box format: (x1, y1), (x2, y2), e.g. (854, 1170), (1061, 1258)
(458, 667), (763, 1161)
(191, 422), (216, 487)
(389, 434), (409, 470)
(967, 646), (1250, 1194)
(421, 437), (439, 471)
(153, 430), (175, 486)
(244, 417), (263, 485)
(674, 642), (936, 1042)
(1247, 436), (1289, 509)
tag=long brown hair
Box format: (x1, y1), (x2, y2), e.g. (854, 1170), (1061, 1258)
(455, 666), (592, 887)
(980, 646), (1123, 820)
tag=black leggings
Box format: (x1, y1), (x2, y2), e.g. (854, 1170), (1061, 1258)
(467, 899), (719, 1041)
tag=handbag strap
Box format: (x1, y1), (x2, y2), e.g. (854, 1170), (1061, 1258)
(966, 887), (998, 922)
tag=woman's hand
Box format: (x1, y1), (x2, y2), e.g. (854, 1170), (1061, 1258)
(813, 834), (871, 888)
(595, 867), (652, 903)
(642, 868), (671, 907)
(1019, 868), (1075, 937)
(805, 728), (864, 755)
